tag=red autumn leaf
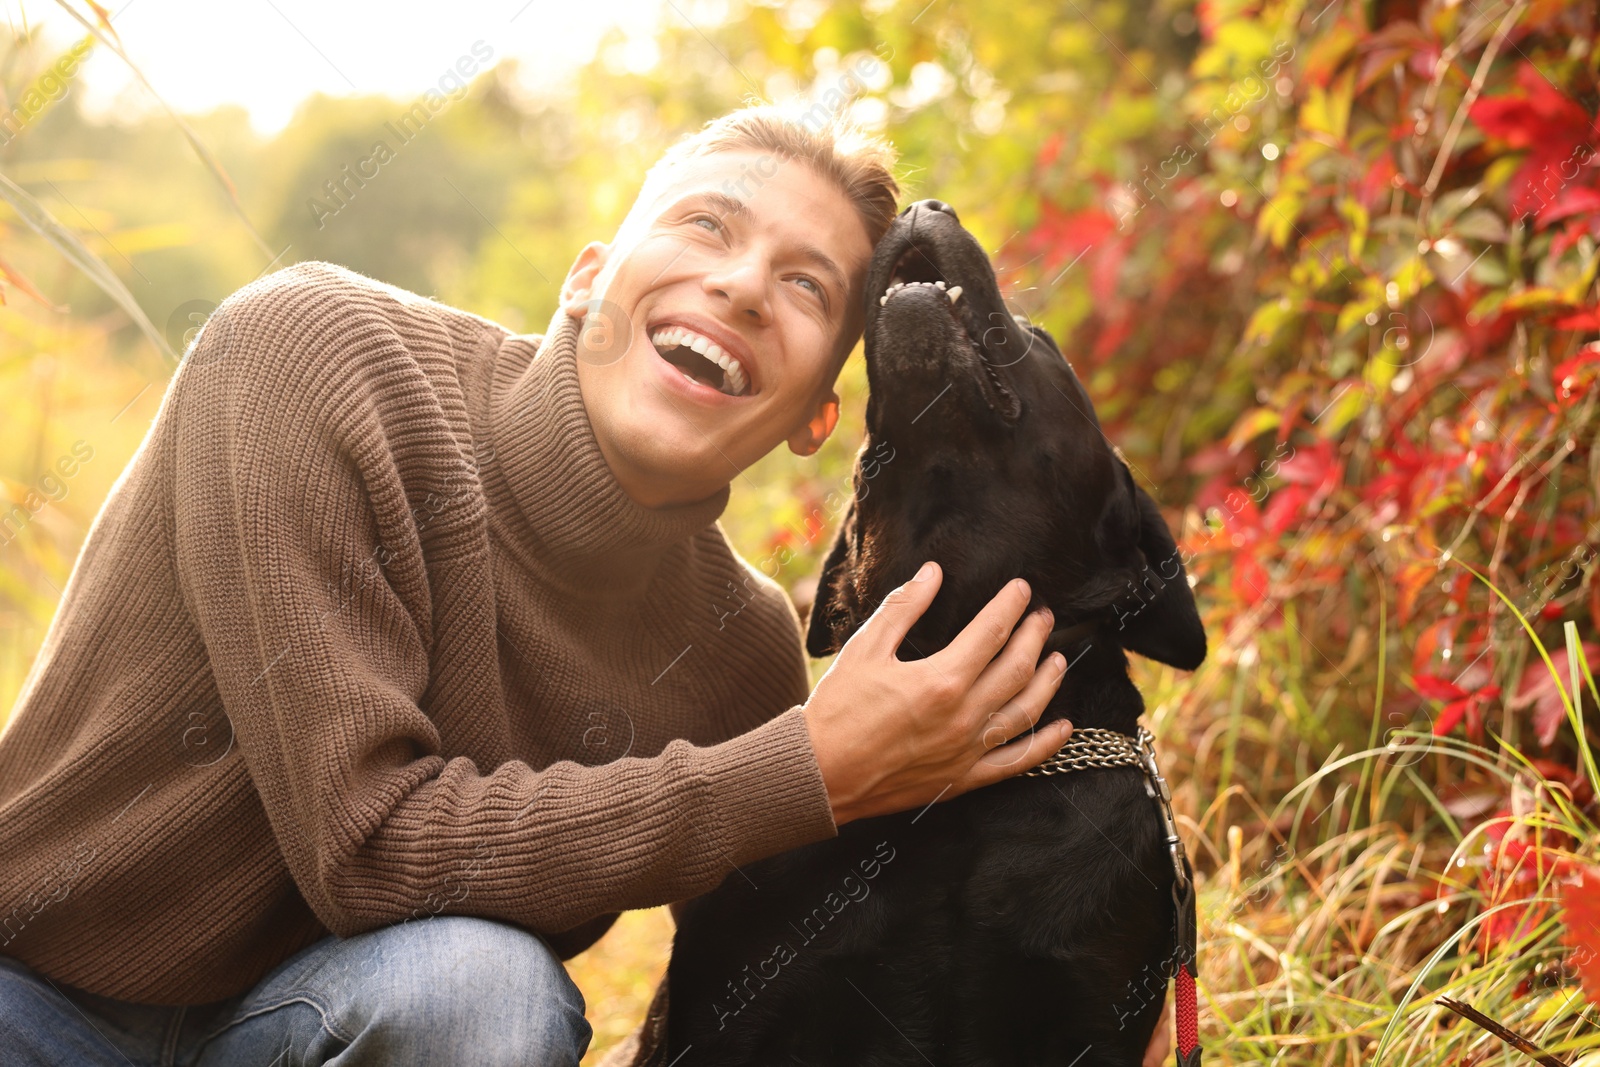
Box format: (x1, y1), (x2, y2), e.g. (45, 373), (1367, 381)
(1469, 63), (1600, 219)
(1433, 697), (1470, 737)
(1232, 552), (1269, 606)
(1552, 347), (1600, 405)
(1263, 484), (1312, 536)
(1414, 673), (1467, 701)
(1394, 562), (1437, 626)
(1512, 643), (1600, 746)
(1470, 64), (1592, 151)
(1553, 308), (1600, 330)
(1552, 216), (1600, 259)
(1419, 673), (1500, 739)
(1276, 440), (1342, 490)
(1536, 184), (1600, 231)
(1479, 810), (1577, 951)
(1026, 202), (1116, 274)
(1562, 865), (1600, 1002)
(1356, 152), (1398, 209)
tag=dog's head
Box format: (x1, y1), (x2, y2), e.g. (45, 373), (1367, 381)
(806, 200), (1205, 708)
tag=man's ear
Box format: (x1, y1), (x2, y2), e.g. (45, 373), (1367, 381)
(787, 390), (840, 457)
(1113, 469), (1208, 671)
(805, 495), (858, 658)
(561, 242), (610, 319)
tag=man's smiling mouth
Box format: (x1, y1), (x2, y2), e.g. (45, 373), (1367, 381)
(649, 325), (751, 397)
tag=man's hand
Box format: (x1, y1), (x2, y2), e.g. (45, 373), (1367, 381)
(802, 561), (1073, 825)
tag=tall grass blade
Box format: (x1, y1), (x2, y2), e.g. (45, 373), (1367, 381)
(0, 171), (173, 359)
(48, 0), (273, 258)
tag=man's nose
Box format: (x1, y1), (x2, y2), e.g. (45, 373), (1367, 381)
(900, 199), (959, 223)
(703, 254), (771, 322)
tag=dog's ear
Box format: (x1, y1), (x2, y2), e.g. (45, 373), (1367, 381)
(806, 496), (858, 658)
(1113, 469), (1207, 671)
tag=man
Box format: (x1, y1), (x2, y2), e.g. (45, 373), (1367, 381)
(0, 106), (1131, 1066)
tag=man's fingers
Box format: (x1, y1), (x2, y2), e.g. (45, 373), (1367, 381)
(968, 716), (1074, 787)
(852, 560), (943, 659)
(976, 651), (1067, 753)
(936, 577), (1033, 679)
(969, 605), (1055, 709)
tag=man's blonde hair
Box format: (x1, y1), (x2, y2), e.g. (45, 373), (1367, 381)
(637, 104), (901, 247)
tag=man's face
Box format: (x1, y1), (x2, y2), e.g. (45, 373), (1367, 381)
(563, 148), (875, 508)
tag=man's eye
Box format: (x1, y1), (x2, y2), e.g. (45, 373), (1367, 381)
(793, 276), (821, 296)
(692, 215), (722, 233)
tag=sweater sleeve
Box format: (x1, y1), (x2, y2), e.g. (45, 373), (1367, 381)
(169, 267), (837, 946)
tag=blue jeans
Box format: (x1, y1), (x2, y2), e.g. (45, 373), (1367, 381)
(0, 915), (592, 1066)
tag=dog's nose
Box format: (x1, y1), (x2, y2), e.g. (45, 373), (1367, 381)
(901, 198), (960, 223)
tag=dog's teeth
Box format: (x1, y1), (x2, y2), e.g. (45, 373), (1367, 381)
(935, 281), (946, 289)
(880, 294), (888, 305)
(947, 286), (963, 305)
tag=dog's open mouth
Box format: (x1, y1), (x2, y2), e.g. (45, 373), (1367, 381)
(874, 243), (1019, 418)
(880, 244), (964, 309)
(649, 324), (750, 397)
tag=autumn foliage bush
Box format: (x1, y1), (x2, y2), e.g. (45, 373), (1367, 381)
(990, 0), (1600, 1050)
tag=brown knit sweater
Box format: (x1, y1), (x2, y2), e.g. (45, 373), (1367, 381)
(0, 260), (838, 1006)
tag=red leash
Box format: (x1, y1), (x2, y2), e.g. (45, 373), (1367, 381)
(1172, 862), (1200, 1066)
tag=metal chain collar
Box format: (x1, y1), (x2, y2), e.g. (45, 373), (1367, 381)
(1021, 726), (1144, 776)
(1023, 724), (1192, 894)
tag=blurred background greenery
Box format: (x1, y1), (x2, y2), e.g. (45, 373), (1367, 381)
(5, 0), (1600, 1062)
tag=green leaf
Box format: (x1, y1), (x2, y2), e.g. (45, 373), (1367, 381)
(1300, 68), (1354, 142)
(1427, 186), (1486, 230)
(1338, 197), (1370, 262)
(1228, 407), (1281, 452)
(1320, 383), (1371, 434)
(1244, 295), (1298, 347)
(1452, 209), (1508, 244)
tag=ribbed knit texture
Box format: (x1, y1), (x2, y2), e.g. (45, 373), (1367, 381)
(0, 261), (836, 1006)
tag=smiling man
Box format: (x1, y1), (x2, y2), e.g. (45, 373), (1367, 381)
(0, 107), (1079, 1066)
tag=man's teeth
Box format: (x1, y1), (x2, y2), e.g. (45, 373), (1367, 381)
(648, 326), (749, 396)
(879, 280), (963, 306)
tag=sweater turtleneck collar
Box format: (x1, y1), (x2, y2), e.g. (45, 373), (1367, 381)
(486, 307), (731, 577)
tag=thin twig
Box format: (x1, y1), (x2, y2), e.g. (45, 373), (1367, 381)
(1436, 995), (1570, 1067)
(1418, 0), (1531, 216)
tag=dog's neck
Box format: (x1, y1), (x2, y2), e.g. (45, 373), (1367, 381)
(1043, 618), (1101, 657)
(1036, 633), (1147, 737)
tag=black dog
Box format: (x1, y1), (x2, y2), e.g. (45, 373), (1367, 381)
(660, 200), (1207, 1066)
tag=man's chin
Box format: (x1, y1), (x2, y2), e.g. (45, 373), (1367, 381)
(602, 421), (754, 506)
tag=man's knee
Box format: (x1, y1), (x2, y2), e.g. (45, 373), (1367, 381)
(342, 915), (591, 1065)
(0, 956), (128, 1066)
